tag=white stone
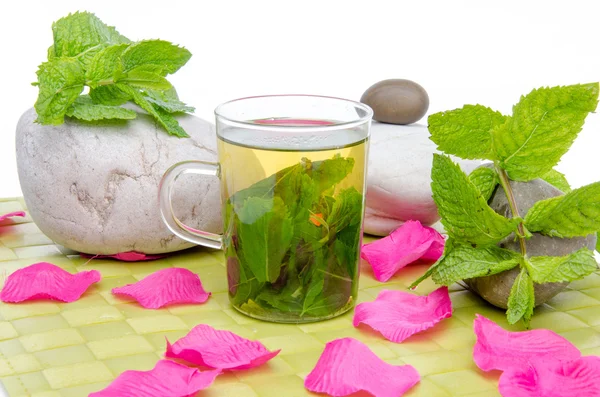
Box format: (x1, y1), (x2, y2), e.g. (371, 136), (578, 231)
(365, 121), (480, 236)
(16, 108), (222, 255)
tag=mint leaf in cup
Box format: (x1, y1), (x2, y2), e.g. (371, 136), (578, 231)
(225, 154), (361, 320)
(237, 197), (294, 284)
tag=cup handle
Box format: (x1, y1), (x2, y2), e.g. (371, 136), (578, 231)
(158, 160), (223, 249)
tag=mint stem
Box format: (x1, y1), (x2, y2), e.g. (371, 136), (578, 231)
(495, 164), (527, 257)
(95, 79), (115, 86)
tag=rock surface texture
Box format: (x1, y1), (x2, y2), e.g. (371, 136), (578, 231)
(360, 79), (429, 125)
(365, 121), (480, 236)
(16, 108), (222, 255)
(466, 176), (597, 308)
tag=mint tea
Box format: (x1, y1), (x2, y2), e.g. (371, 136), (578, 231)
(219, 123), (368, 323)
(159, 95), (372, 323)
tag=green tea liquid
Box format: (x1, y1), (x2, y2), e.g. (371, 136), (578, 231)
(218, 126), (367, 323)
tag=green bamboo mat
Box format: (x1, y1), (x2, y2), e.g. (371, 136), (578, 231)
(1, 197), (600, 397)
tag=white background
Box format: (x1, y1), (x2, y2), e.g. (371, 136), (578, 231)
(0, 0), (599, 198)
(0, 2), (598, 395)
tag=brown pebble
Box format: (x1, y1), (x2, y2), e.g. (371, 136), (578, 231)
(360, 79), (429, 125)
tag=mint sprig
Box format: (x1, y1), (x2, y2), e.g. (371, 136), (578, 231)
(525, 248), (597, 283)
(429, 245), (520, 286)
(540, 169), (572, 193)
(429, 104), (507, 160)
(65, 96), (136, 121)
(468, 166), (499, 202)
(493, 83), (599, 181)
(34, 11), (195, 137)
(432, 154), (521, 246)
(524, 182), (600, 238)
(35, 58), (85, 125)
(49, 11), (130, 63)
(507, 267), (535, 325)
(413, 83), (600, 325)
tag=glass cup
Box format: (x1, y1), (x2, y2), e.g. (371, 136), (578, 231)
(159, 95), (372, 323)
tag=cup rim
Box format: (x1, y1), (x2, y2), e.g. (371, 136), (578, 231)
(214, 94), (373, 133)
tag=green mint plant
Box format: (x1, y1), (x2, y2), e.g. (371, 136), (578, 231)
(33, 12), (194, 137)
(411, 83), (600, 325)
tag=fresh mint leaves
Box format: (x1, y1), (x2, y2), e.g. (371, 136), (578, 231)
(49, 11), (130, 61)
(144, 89), (195, 113)
(507, 267), (535, 325)
(415, 83), (600, 325)
(89, 85), (131, 106)
(432, 154), (520, 246)
(84, 43), (130, 85)
(540, 169), (572, 193)
(120, 40), (191, 76)
(469, 166), (499, 201)
(225, 155), (362, 319)
(35, 58), (86, 125)
(34, 12), (194, 137)
(525, 248), (597, 283)
(492, 84), (599, 181)
(524, 182), (600, 238)
(428, 104), (506, 160)
(430, 245), (520, 286)
(120, 86), (190, 137)
(65, 96), (136, 121)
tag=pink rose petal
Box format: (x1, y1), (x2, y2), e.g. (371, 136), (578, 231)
(353, 287), (452, 343)
(304, 337), (420, 397)
(89, 359), (221, 397)
(361, 220), (445, 282)
(166, 324), (280, 370)
(0, 262), (100, 303)
(498, 356), (600, 397)
(81, 251), (166, 261)
(112, 268), (210, 309)
(0, 211), (25, 223)
(473, 315), (581, 372)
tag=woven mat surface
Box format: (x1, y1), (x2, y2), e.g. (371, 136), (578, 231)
(1, 197), (600, 397)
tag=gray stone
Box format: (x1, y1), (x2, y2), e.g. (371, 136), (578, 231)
(465, 174), (597, 308)
(360, 79), (429, 125)
(466, 266), (570, 309)
(16, 108), (222, 255)
(489, 177), (596, 257)
(364, 121), (480, 236)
